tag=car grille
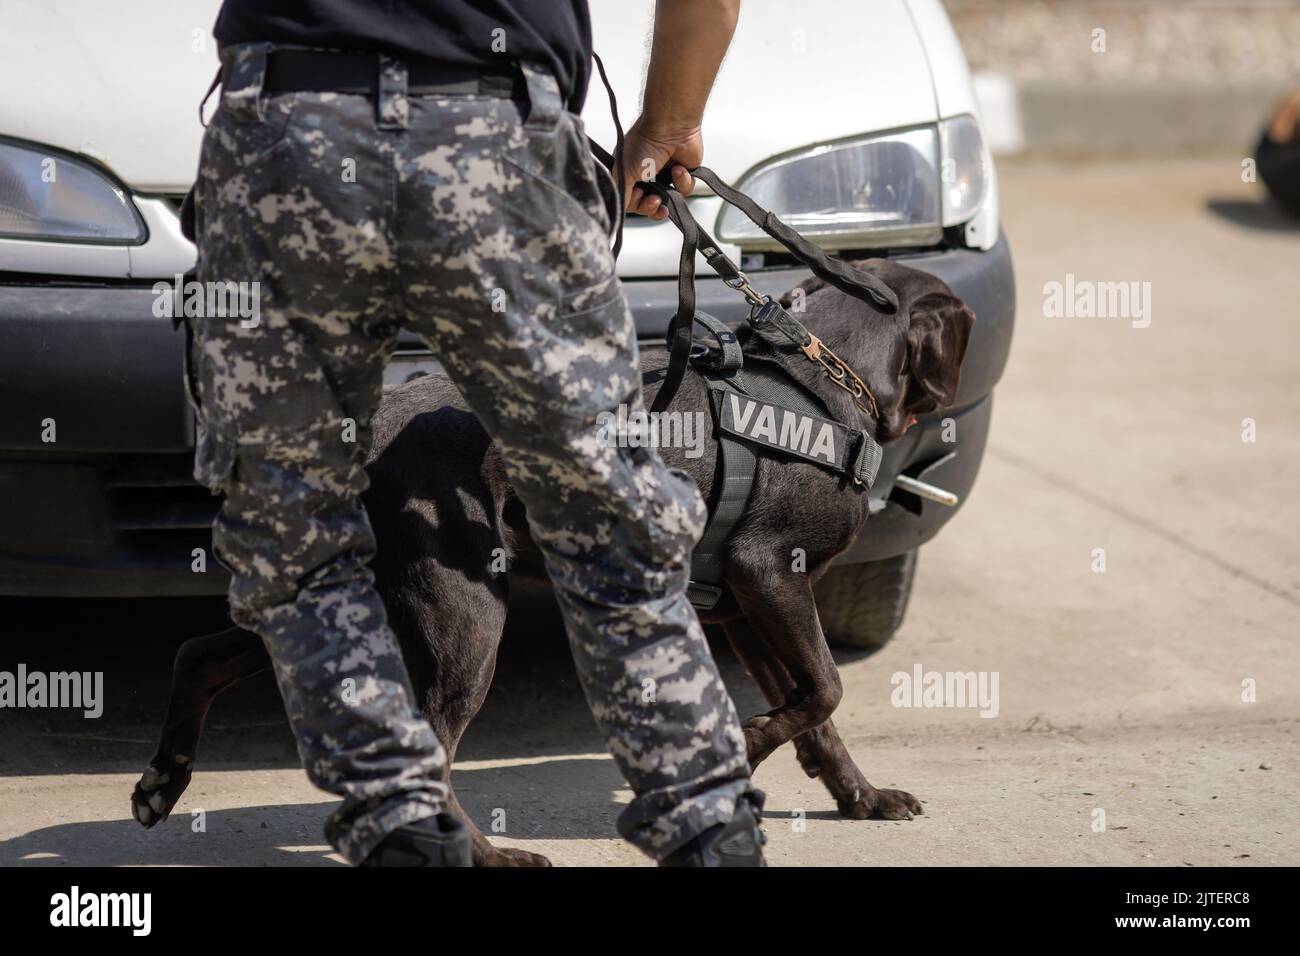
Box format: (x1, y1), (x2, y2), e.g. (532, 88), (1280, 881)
(0, 451), (217, 561)
(104, 453), (217, 534)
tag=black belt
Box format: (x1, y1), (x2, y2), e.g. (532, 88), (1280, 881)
(230, 49), (522, 98)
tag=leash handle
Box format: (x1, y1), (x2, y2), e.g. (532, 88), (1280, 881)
(686, 166), (898, 314)
(640, 164), (899, 315)
(585, 58), (899, 416)
(637, 180), (702, 415)
(586, 57), (707, 414)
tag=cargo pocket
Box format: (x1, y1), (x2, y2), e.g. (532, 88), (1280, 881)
(180, 314), (236, 494)
(654, 459), (709, 555)
(505, 110), (616, 236)
(558, 273), (625, 325)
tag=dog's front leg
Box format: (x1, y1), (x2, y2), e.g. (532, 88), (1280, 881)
(793, 721), (922, 821)
(723, 580), (922, 821)
(132, 625), (269, 827)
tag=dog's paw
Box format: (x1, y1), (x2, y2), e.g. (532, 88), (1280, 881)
(477, 846), (553, 867)
(130, 755), (194, 828)
(838, 785), (924, 822)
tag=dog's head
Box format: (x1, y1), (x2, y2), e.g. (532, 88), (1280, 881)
(778, 259), (975, 443)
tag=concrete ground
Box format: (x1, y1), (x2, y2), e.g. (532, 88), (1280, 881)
(1, 157), (1297, 866)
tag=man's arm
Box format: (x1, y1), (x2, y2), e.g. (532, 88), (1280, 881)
(622, 0), (741, 219)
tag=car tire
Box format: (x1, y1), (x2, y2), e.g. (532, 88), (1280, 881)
(814, 550), (918, 650)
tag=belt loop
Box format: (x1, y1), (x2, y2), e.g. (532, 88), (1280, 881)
(219, 42), (273, 123)
(377, 54), (410, 130)
(520, 61), (562, 130)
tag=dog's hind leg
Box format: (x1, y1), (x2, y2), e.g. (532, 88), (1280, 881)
(384, 570), (552, 868)
(722, 584), (922, 821)
(132, 625), (270, 827)
(444, 787), (550, 868)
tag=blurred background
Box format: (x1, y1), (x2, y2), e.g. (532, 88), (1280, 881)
(952, 0), (1300, 156)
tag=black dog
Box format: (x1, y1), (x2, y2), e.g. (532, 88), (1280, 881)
(132, 259), (974, 866)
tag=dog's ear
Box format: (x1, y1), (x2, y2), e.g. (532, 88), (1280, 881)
(905, 292), (975, 408)
(778, 274), (829, 310)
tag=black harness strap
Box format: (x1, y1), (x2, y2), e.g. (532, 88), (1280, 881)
(719, 363), (882, 485)
(199, 67), (222, 127)
(689, 311), (743, 372)
(688, 385), (757, 610)
(682, 314), (747, 608)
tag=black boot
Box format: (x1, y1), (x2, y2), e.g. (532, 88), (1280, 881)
(661, 791), (767, 867)
(360, 811), (473, 867)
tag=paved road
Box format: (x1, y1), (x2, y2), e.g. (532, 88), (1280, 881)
(2, 157), (1297, 866)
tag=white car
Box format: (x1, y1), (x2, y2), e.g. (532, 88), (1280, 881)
(0, 0), (1013, 647)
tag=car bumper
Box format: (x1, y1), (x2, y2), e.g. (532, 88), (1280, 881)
(0, 282), (220, 597)
(0, 231), (1013, 596)
(619, 231), (1016, 563)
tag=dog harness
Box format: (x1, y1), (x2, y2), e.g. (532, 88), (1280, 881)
(590, 55), (898, 609)
(681, 314), (885, 609)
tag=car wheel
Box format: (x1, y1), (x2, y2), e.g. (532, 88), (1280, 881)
(814, 550), (918, 650)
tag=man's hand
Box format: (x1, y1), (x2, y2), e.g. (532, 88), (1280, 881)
(623, 0), (740, 219)
(621, 118), (702, 220)
(1268, 89), (1300, 144)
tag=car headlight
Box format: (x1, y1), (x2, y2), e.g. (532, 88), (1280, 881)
(717, 116), (990, 250)
(938, 114), (989, 227)
(717, 127), (941, 250)
(0, 139), (145, 243)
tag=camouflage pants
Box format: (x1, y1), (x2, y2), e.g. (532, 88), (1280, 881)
(191, 44), (752, 863)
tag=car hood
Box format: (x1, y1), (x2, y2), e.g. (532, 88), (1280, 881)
(0, 0), (941, 279)
(583, 0), (938, 182)
(0, 0), (937, 194)
(0, 0), (224, 193)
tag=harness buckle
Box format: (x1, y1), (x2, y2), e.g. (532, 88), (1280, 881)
(686, 580), (725, 610)
(726, 273), (768, 308)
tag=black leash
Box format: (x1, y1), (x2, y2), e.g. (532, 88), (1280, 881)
(589, 54), (627, 259)
(586, 58), (899, 417)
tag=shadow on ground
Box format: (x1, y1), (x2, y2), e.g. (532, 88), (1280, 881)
(1205, 197), (1300, 231)
(1, 595), (879, 775)
(0, 595), (884, 863)
(0, 752), (637, 866)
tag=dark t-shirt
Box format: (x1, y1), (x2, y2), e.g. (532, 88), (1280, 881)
(213, 0), (592, 109)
